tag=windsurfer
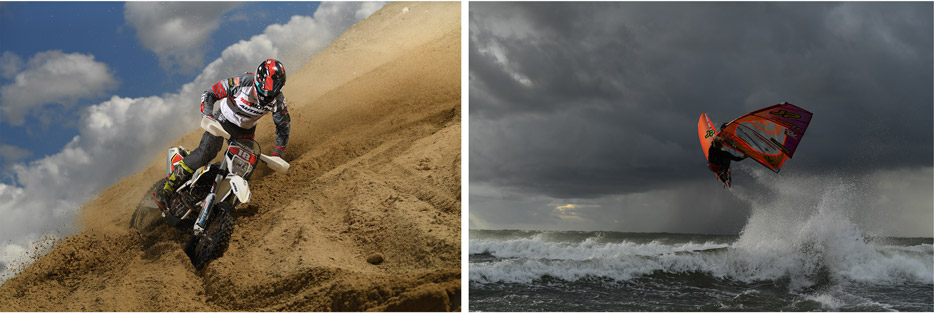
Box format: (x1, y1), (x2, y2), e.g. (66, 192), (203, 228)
(706, 135), (746, 185)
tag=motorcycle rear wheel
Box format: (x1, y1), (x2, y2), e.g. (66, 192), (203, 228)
(129, 180), (166, 234)
(184, 202), (234, 270)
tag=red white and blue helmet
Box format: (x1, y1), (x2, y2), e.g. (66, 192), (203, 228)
(253, 59), (286, 105)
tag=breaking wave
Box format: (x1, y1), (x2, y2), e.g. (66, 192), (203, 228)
(469, 230), (932, 288)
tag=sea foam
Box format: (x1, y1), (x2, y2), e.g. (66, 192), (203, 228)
(470, 168), (933, 288)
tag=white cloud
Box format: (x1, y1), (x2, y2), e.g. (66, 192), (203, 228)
(0, 1), (386, 283)
(477, 43), (534, 87)
(356, 2), (387, 20)
(0, 143), (30, 161)
(0, 142), (31, 168)
(0, 51), (118, 126)
(124, 2), (240, 73)
(0, 51), (22, 79)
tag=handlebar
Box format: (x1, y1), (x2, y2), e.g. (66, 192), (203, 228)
(201, 116), (231, 139)
(201, 116), (290, 173)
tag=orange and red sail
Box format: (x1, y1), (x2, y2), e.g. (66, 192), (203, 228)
(718, 103), (812, 172)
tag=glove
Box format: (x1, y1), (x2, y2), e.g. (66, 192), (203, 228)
(200, 100), (215, 120)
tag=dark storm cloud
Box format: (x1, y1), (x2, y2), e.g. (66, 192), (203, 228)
(470, 2), (933, 199)
(469, 2), (933, 234)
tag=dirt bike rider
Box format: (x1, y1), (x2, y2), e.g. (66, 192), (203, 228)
(154, 59), (290, 211)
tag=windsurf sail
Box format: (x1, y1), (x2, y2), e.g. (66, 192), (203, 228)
(719, 102), (812, 172)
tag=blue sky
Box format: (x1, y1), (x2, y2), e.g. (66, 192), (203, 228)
(0, 1), (386, 281)
(0, 2), (321, 173)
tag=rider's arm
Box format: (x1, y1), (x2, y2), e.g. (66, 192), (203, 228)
(201, 76), (240, 119)
(724, 145), (747, 161)
(271, 95), (291, 157)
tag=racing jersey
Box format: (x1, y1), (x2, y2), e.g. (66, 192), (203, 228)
(201, 72), (290, 156)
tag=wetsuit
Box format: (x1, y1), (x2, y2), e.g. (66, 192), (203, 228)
(183, 72), (291, 169)
(707, 143), (745, 181)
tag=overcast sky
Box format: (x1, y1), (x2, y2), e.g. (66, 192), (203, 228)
(469, 2), (933, 237)
(0, 2), (385, 278)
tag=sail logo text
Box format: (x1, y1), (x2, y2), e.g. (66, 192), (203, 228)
(770, 109), (801, 119)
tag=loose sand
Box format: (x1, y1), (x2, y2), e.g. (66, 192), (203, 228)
(0, 2), (461, 311)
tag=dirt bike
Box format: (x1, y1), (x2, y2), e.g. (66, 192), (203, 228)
(130, 117), (289, 270)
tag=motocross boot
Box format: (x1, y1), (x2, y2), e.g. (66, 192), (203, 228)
(153, 160), (195, 211)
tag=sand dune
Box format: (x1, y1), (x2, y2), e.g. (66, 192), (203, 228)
(0, 2), (461, 311)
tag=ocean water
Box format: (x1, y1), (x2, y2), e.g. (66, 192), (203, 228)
(470, 169), (934, 311)
(469, 230), (933, 311)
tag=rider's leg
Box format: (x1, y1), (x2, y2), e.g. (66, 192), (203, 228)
(153, 118), (255, 209)
(153, 131), (223, 210)
(180, 131), (225, 172)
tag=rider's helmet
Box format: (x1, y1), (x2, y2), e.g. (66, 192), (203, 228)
(253, 59), (287, 105)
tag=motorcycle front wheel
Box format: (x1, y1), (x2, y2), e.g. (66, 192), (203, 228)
(184, 202), (234, 270)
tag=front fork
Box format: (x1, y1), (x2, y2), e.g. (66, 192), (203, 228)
(194, 162), (226, 236)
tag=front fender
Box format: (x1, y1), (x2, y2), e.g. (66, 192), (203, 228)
(227, 174), (251, 204)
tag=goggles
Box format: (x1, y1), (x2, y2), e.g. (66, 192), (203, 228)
(253, 82), (280, 105)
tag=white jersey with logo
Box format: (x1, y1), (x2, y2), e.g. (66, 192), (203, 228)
(220, 86), (271, 129)
(201, 72), (291, 156)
